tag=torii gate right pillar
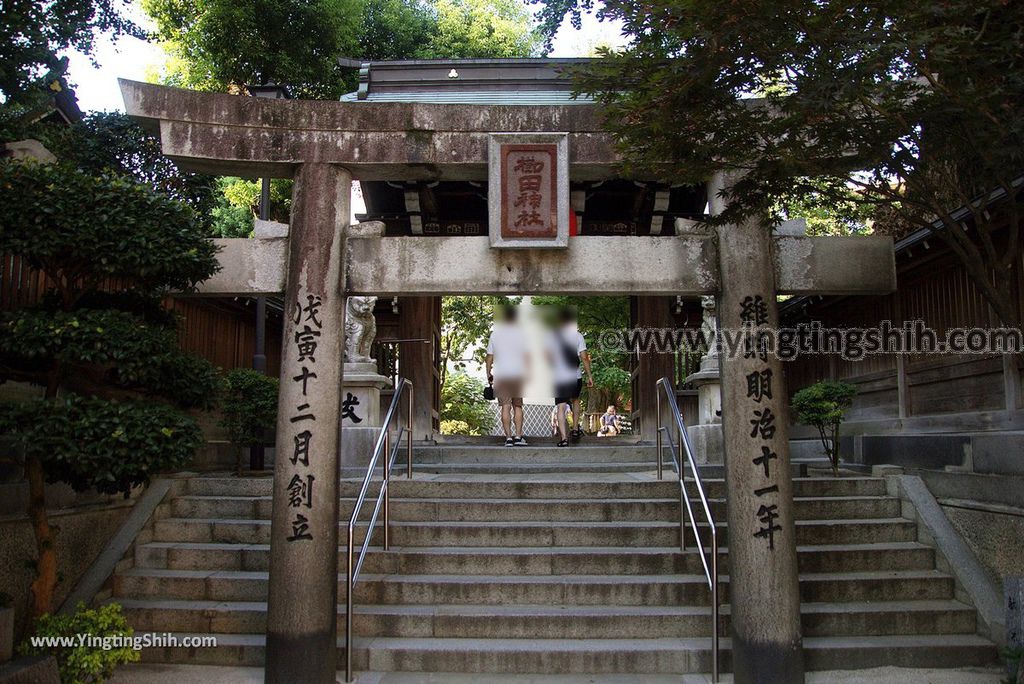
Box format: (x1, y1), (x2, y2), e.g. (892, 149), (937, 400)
(713, 172), (804, 683)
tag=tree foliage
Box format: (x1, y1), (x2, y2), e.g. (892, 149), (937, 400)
(36, 112), (220, 223)
(440, 370), (493, 435)
(220, 368), (279, 447)
(428, 0), (542, 59)
(0, 0), (141, 102)
(144, 0), (542, 99)
(0, 145), (219, 618)
(0, 395), (202, 495)
(0, 160), (219, 305)
(542, 0), (1024, 327)
(143, 0), (362, 99)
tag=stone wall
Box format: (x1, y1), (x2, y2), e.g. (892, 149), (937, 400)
(0, 490), (137, 640)
(941, 504), (1024, 586)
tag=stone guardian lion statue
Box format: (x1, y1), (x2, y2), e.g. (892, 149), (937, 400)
(344, 296), (377, 364)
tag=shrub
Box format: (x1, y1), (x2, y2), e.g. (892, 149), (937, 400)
(19, 602), (139, 684)
(220, 369), (279, 447)
(0, 395), (202, 495)
(791, 381), (857, 477)
(440, 419), (472, 436)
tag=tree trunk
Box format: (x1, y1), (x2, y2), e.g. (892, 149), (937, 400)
(25, 453), (56, 618)
(26, 364), (62, 619)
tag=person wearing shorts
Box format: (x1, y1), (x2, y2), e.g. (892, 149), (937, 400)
(548, 307), (593, 447)
(485, 306), (529, 447)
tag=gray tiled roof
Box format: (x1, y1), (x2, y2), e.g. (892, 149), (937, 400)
(340, 58), (596, 105)
(340, 90), (592, 104)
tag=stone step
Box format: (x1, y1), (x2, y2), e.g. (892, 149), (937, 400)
(133, 541), (936, 575)
(118, 598), (976, 639)
(135, 632), (997, 672)
(114, 566), (953, 606)
(412, 445), (660, 464)
(406, 463), (663, 475)
(170, 495), (900, 522)
(188, 471), (876, 497)
(184, 476), (888, 500)
(150, 517), (917, 547)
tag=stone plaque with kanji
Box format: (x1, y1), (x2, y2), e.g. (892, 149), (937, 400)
(488, 133), (569, 248)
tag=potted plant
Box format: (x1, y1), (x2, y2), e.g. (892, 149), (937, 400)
(0, 591), (13, 664)
(792, 381), (858, 477)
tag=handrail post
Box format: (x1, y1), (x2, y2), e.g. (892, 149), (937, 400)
(407, 384), (414, 479)
(383, 430), (390, 551)
(655, 376), (718, 683)
(711, 533), (719, 683)
(679, 482), (687, 552)
(345, 523), (354, 682)
(343, 377), (416, 683)
(655, 390), (663, 480)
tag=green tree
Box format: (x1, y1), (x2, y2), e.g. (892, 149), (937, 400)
(220, 369), (279, 448)
(427, 0), (542, 58)
(143, 0), (362, 99)
(0, 156), (219, 618)
(534, 0), (1024, 329)
(0, 0), (141, 102)
(792, 381), (858, 477)
(145, 0), (543, 100)
(37, 111), (219, 226)
(360, 0), (437, 61)
(440, 370), (493, 435)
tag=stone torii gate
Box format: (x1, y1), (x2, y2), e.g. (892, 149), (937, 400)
(120, 78), (895, 684)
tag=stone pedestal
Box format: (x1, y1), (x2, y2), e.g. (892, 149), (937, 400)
(683, 298), (724, 464)
(340, 363), (392, 473)
(687, 423), (724, 465)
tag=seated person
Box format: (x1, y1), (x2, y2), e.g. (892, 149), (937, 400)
(597, 405), (621, 437)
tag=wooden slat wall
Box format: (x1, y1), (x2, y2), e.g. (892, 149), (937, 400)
(166, 298), (282, 376)
(785, 235), (1023, 420)
(1, 254), (50, 311)
(1, 253), (281, 376)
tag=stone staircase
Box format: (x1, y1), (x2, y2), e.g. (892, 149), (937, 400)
(107, 445), (997, 675)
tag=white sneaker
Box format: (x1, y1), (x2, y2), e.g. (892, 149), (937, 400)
(513, 437), (529, 446)
(504, 438), (515, 447)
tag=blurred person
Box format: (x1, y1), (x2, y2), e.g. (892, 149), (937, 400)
(548, 306), (593, 447)
(486, 305), (530, 447)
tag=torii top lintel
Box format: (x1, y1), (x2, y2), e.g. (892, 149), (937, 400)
(118, 79), (620, 182)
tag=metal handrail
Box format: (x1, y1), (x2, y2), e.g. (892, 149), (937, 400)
(345, 377), (414, 682)
(655, 376), (719, 683)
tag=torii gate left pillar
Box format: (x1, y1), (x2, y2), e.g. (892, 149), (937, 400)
(264, 163), (350, 683)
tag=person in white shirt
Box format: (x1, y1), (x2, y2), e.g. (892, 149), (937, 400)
(548, 306), (593, 447)
(485, 305), (530, 447)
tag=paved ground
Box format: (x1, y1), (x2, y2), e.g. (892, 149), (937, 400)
(110, 663), (1006, 683)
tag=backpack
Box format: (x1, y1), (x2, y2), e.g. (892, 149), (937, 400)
(560, 331), (581, 370)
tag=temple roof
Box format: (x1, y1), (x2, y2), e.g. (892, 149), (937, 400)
(340, 58), (595, 105)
